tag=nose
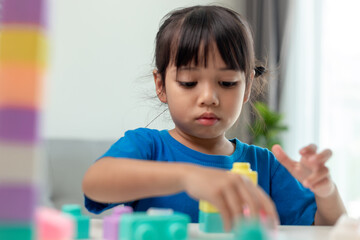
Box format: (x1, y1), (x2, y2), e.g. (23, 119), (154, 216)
(198, 84), (219, 107)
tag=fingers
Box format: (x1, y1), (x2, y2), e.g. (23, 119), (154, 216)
(309, 149), (332, 168)
(271, 144), (295, 171)
(256, 187), (280, 226)
(303, 166), (329, 188)
(215, 174), (278, 232)
(299, 144), (317, 156)
(212, 193), (232, 232)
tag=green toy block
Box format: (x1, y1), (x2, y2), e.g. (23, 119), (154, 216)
(61, 204), (89, 239)
(120, 212), (190, 240)
(0, 223), (34, 240)
(62, 204), (82, 216)
(233, 218), (268, 240)
(198, 210), (224, 233)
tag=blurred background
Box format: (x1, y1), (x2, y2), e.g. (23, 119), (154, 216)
(1, 0), (359, 216)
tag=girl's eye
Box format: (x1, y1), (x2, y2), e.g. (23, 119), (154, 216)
(219, 81), (238, 88)
(178, 81), (197, 88)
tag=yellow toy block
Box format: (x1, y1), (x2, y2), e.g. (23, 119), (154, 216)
(231, 162), (258, 185)
(199, 162), (258, 214)
(199, 200), (218, 213)
(0, 64), (43, 108)
(0, 28), (47, 67)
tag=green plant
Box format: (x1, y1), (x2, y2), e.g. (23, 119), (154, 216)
(249, 101), (288, 149)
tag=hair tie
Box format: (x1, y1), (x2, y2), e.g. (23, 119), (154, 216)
(254, 66), (266, 77)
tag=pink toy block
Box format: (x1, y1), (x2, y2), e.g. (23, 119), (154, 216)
(103, 206), (133, 240)
(36, 207), (74, 240)
(0, 0), (47, 27)
(0, 183), (37, 222)
(0, 108), (39, 142)
(0, 142), (41, 183)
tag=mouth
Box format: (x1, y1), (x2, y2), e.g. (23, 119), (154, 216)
(196, 112), (220, 126)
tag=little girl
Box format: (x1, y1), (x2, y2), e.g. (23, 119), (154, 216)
(82, 5), (346, 231)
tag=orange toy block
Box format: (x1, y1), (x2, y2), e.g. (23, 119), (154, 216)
(0, 64), (43, 108)
(0, 28), (47, 67)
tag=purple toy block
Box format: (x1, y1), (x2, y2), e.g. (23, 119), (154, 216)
(0, 0), (47, 27)
(0, 108), (39, 143)
(112, 206), (133, 216)
(0, 183), (38, 222)
(103, 206), (133, 240)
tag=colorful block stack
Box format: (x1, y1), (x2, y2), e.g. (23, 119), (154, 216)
(0, 0), (47, 239)
(198, 162), (258, 233)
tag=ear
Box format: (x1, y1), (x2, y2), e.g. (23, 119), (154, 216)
(153, 69), (167, 103)
(243, 70), (255, 103)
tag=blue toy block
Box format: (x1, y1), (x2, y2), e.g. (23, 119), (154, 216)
(120, 212), (190, 240)
(0, 223), (34, 240)
(198, 210), (224, 233)
(61, 204), (89, 239)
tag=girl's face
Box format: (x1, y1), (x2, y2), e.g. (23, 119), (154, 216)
(154, 46), (253, 141)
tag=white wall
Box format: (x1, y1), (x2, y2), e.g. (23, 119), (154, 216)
(43, 0), (245, 140)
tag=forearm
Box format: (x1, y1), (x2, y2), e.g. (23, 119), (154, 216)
(82, 157), (191, 203)
(314, 184), (346, 225)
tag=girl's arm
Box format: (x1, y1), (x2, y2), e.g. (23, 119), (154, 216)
(82, 157), (279, 231)
(314, 184), (346, 225)
(272, 144), (347, 225)
(82, 157), (186, 203)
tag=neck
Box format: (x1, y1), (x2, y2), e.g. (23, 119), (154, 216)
(169, 128), (235, 156)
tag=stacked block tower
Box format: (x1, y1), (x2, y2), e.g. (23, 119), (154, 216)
(199, 162), (258, 233)
(0, 0), (47, 239)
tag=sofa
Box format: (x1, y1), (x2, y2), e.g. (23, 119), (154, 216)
(43, 138), (115, 217)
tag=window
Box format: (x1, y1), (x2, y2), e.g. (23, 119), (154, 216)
(282, 0), (360, 210)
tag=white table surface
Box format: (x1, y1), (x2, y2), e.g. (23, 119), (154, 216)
(89, 219), (333, 240)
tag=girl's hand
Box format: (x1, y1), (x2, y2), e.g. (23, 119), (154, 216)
(272, 144), (335, 198)
(182, 164), (279, 232)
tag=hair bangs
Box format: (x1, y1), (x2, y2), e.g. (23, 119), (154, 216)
(172, 7), (252, 73)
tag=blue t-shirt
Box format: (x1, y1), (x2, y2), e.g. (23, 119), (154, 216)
(84, 128), (317, 225)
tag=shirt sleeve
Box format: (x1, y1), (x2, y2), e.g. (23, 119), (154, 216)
(270, 157), (317, 225)
(84, 128), (154, 214)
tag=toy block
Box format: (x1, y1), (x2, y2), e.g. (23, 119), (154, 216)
(36, 207), (74, 240)
(0, 0), (47, 27)
(62, 204), (90, 239)
(0, 223), (34, 240)
(0, 107), (39, 143)
(198, 162), (258, 233)
(198, 210), (224, 233)
(147, 208), (174, 216)
(231, 162), (257, 185)
(0, 28), (47, 68)
(103, 206), (133, 240)
(233, 218), (268, 240)
(120, 212), (190, 240)
(0, 64), (43, 108)
(112, 205), (133, 216)
(0, 142), (41, 183)
(199, 200), (218, 213)
(0, 183), (37, 222)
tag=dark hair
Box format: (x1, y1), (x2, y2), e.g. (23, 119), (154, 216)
(154, 5), (266, 91)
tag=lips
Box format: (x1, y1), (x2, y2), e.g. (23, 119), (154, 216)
(196, 112), (219, 126)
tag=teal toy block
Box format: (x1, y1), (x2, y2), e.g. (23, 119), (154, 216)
(120, 212), (190, 240)
(0, 223), (34, 240)
(199, 210), (224, 233)
(234, 218), (268, 240)
(62, 204), (89, 239)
